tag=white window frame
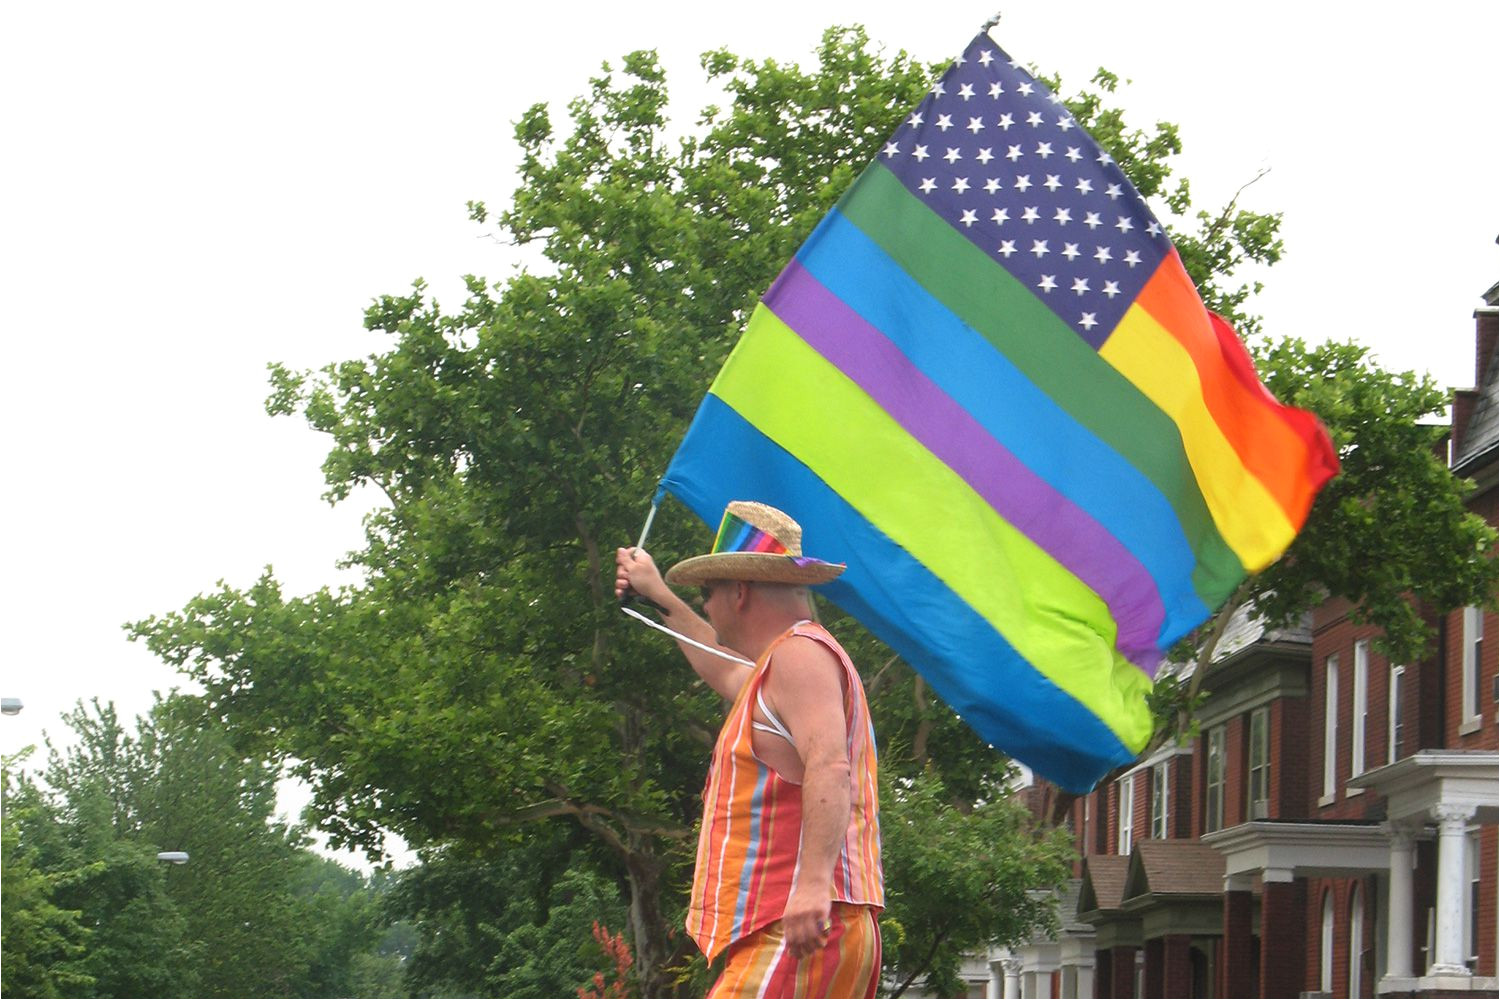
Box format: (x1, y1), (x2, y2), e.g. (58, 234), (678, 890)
(1462, 606), (1484, 726)
(1321, 891), (1336, 994)
(1247, 707), (1270, 818)
(1388, 663), (1405, 764)
(1323, 655), (1339, 803)
(1205, 725), (1226, 833)
(1351, 640), (1369, 780)
(1117, 773), (1135, 855)
(1350, 883), (1365, 999)
(1150, 759), (1169, 840)
(1467, 829), (1480, 970)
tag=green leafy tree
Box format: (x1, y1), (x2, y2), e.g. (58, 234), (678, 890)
(1, 752), (95, 999)
(131, 26), (1299, 995)
(9, 696), (402, 998)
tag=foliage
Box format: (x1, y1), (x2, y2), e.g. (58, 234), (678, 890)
(5, 697), (399, 998)
(382, 836), (629, 998)
(1248, 338), (1497, 659)
(879, 768), (1074, 998)
(1, 751), (94, 999)
(131, 25), (1292, 995)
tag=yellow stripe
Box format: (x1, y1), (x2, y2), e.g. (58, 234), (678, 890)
(713, 307), (1153, 751)
(1100, 304), (1297, 570)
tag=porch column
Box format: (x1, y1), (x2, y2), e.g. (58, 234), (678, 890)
(1162, 935), (1193, 998)
(1259, 868), (1306, 998)
(1110, 946), (1137, 998)
(1094, 950), (1112, 998)
(1383, 821), (1418, 981)
(1429, 803), (1475, 976)
(1143, 939), (1164, 998)
(987, 958), (1003, 999)
(1003, 958), (1022, 1000)
(1221, 874), (1256, 997)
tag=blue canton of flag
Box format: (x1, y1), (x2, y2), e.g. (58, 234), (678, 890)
(881, 34), (1176, 348)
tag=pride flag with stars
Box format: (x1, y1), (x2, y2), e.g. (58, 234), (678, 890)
(658, 31), (1338, 791)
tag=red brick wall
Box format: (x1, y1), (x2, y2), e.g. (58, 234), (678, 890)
(1442, 598), (1498, 750)
(1223, 714), (1246, 828)
(1310, 609), (1394, 820)
(1302, 878), (1374, 997)
(1480, 822), (1498, 977)
(1269, 695), (1308, 818)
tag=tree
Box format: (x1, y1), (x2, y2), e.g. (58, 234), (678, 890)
(1, 751), (94, 999)
(7, 696), (401, 998)
(131, 26), (1299, 995)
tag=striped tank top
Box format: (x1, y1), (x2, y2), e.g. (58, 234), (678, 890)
(686, 621), (884, 960)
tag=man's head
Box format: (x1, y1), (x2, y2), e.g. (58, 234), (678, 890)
(667, 502), (842, 654)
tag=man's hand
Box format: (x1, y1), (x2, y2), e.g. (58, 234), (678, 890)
(615, 546), (669, 605)
(781, 883), (833, 960)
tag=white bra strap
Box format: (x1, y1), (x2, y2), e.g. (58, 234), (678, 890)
(753, 688), (796, 747)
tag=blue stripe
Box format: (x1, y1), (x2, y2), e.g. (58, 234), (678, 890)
(659, 395), (1137, 792)
(796, 209), (1211, 650)
(731, 762), (770, 939)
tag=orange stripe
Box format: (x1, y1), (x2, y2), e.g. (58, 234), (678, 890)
(1134, 252), (1336, 526)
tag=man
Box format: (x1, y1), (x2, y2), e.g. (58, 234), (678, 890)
(615, 500), (884, 999)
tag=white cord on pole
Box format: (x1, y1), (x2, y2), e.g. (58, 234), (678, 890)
(619, 605), (754, 666)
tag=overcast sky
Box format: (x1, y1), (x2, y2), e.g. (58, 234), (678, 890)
(3, 2), (1495, 863)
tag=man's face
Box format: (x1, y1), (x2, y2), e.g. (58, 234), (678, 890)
(698, 580), (736, 648)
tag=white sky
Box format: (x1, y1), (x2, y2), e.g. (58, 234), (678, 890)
(3, 2), (1496, 863)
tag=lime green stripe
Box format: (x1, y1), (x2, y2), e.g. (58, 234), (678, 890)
(712, 305), (1154, 749)
(837, 164), (1246, 606)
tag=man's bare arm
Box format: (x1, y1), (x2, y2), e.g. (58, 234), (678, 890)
(615, 546), (751, 700)
(764, 636), (852, 959)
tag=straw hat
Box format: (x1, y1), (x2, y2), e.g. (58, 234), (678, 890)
(666, 501), (845, 586)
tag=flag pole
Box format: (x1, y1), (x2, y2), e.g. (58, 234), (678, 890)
(982, 11), (1002, 31)
(635, 500), (660, 551)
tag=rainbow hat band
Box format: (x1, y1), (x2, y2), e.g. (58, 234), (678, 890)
(666, 501), (846, 587)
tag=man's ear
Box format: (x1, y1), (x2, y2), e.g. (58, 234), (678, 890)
(734, 580), (752, 610)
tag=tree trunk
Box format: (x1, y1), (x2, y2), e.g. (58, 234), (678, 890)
(624, 841), (672, 997)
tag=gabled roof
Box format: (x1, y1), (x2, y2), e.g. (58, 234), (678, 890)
(1122, 840), (1226, 900)
(1454, 336), (1497, 475)
(1077, 854), (1131, 913)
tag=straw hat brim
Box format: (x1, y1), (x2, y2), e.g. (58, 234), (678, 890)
(665, 552), (845, 587)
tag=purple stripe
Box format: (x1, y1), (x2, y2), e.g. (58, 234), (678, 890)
(764, 260), (1166, 667)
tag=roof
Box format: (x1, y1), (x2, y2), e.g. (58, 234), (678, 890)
(1078, 854), (1131, 912)
(1454, 338), (1498, 474)
(1156, 604), (1312, 683)
(1123, 840), (1227, 900)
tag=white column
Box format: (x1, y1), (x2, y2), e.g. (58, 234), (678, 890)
(1075, 963), (1094, 999)
(1384, 821), (1418, 980)
(988, 959), (1003, 1000)
(1429, 803), (1474, 976)
(1003, 958), (1022, 1000)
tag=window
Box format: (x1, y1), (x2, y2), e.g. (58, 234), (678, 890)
(1323, 655), (1339, 801)
(1150, 760), (1169, 839)
(1462, 607), (1484, 724)
(1205, 725), (1226, 833)
(1468, 831), (1481, 970)
(1320, 891), (1335, 994)
(1117, 773), (1135, 855)
(1388, 664), (1406, 763)
(1351, 641), (1369, 777)
(1349, 884), (1365, 999)
(1247, 707), (1270, 818)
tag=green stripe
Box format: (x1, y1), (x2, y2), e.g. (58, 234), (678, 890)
(712, 304), (1155, 749)
(837, 165), (1246, 606)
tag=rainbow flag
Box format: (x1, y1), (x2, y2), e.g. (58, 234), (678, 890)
(658, 31), (1338, 791)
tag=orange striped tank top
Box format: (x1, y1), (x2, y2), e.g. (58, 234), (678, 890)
(686, 621), (884, 960)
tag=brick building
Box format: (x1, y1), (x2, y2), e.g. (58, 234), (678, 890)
(977, 288), (1498, 998)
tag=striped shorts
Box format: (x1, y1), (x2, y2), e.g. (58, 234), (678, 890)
(709, 903), (882, 999)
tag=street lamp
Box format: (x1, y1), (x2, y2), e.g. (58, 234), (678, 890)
(156, 851), (189, 865)
(1, 698), (21, 715)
